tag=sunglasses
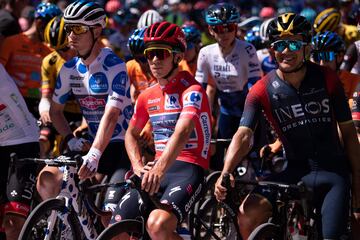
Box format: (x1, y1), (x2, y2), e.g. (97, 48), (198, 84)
(64, 25), (91, 35)
(211, 24), (237, 34)
(271, 40), (307, 52)
(311, 51), (336, 62)
(144, 47), (174, 60)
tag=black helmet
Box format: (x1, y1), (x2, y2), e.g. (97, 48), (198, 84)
(311, 31), (345, 53)
(268, 13), (312, 43)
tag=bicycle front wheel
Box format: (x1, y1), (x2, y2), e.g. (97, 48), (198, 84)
(97, 219), (143, 240)
(19, 198), (83, 240)
(196, 197), (240, 240)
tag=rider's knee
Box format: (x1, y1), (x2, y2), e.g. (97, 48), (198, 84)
(3, 214), (25, 240)
(238, 194), (272, 228)
(36, 167), (61, 200)
(147, 210), (177, 238)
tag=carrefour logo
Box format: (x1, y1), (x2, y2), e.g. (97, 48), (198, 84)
(89, 72), (108, 93)
(183, 91), (202, 109)
(165, 93), (180, 110)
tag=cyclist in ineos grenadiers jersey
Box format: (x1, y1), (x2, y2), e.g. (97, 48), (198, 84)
(37, 0), (132, 226)
(195, 3), (261, 170)
(0, 64), (39, 240)
(215, 13), (360, 239)
(109, 21), (211, 240)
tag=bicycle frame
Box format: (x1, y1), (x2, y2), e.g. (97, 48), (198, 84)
(46, 165), (98, 239)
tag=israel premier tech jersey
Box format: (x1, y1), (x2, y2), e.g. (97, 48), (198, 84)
(240, 62), (352, 171)
(53, 48), (132, 141)
(0, 64), (39, 146)
(131, 71), (211, 169)
(195, 39), (261, 116)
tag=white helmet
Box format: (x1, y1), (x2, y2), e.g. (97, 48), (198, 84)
(64, 0), (106, 28)
(137, 9), (163, 29)
(259, 17), (274, 42)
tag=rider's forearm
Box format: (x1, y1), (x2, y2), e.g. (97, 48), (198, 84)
(50, 105), (72, 137)
(125, 127), (144, 175)
(222, 127), (253, 174)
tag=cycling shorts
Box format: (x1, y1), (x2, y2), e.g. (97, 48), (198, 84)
(0, 142), (39, 217)
(252, 168), (350, 239)
(97, 141), (131, 176)
(110, 161), (205, 224)
(100, 141), (131, 211)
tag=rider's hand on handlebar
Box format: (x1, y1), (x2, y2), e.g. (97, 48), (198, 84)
(78, 147), (102, 180)
(214, 172), (234, 202)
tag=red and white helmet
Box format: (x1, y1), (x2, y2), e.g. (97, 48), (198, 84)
(144, 21), (186, 52)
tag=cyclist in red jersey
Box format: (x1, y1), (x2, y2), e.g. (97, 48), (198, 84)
(215, 13), (360, 239)
(109, 21), (212, 240)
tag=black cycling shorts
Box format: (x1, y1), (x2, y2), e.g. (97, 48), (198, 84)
(100, 141), (131, 210)
(110, 161), (205, 224)
(0, 142), (39, 217)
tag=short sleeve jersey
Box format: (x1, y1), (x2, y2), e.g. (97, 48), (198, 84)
(0, 64), (39, 146)
(53, 48), (133, 141)
(41, 51), (80, 114)
(0, 33), (52, 98)
(240, 62), (352, 169)
(195, 39), (261, 116)
(131, 71), (212, 169)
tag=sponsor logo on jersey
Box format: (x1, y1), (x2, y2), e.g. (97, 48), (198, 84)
(112, 71), (127, 96)
(214, 65), (231, 72)
(79, 96), (106, 110)
(148, 98), (161, 104)
(274, 99), (331, 131)
(165, 94), (180, 110)
(200, 112), (211, 159)
(148, 105), (159, 112)
(272, 81), (280, 89)
(89, 73), (108, 93)
(183, 91), (202, 109)
(69, 75), (84, 81)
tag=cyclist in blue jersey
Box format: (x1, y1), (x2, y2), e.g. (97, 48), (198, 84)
(37, 0), (132, 226)
(195, 3), (261, 170)
(215, 13), (360, 239)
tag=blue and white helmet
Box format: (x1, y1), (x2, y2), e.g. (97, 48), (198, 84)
(64, 0), (106, 28)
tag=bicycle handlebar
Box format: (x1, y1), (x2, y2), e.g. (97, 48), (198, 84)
(10, 153), (83, 167)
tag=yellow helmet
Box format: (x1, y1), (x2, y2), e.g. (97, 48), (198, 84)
(313, 8), (341, 33)
(44, 16), (68, 50)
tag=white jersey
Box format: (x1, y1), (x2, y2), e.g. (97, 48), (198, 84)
(351, 40), (360, 74)
(0, 64), (39, 146)
(53, 48), (132, 142)
(195, 39), (261, 116)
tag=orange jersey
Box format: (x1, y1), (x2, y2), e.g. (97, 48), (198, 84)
(179, 59), (197, 76)
(126, 59), (157, 94)
(339, 70), (360, 99)
(0, 33), (52, 98)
